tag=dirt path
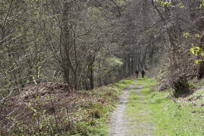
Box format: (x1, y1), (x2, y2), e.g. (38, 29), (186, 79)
(109, 84), (135, 136)
(109, 83), (154, 136)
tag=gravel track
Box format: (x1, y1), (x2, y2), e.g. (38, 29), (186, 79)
(109, 83), (154, 136)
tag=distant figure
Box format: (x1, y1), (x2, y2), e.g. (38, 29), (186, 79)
(135, 70), (139, 78)
(141, 70), (145, 78)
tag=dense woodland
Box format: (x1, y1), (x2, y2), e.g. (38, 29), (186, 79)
(0, 0), (163, 93)
(1, 0), (204, 135)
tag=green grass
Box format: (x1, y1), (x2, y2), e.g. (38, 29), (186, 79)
(112, 79), (135, 89)
(126, 90), (154, 135)
(124, 78), (156, 135)
(149, 91), (204, 136)
(136, 77), (157, 85)
(132, 78), (204, 136)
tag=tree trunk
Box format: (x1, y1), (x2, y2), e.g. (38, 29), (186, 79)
(89, 64), (94, 90)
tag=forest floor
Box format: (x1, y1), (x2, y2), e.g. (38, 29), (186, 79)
(109, 78), (204, 136)
(2, 78), (204, 136)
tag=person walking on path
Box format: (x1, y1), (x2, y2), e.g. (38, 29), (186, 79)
(141, 70), (145, 78)
(135, 70), (139, 78)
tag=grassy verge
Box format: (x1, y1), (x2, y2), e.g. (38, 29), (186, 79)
(134, 78), (204, 136)
(72, 79), (135, 136)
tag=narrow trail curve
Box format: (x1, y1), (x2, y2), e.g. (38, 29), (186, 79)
(109, 84), (135, 136)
